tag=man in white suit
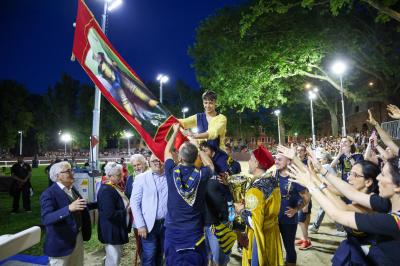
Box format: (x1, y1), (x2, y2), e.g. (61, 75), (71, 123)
(130, 154), (168, 266)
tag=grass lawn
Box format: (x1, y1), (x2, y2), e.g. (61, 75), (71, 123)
(0, 165), (114, 256)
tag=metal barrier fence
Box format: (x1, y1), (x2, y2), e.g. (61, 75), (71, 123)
(381, 120), (400, 140)
(0, 157), (123, 167)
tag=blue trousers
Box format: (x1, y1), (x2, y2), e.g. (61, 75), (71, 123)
(205, 226), (230, 266)
(279, 223), (297, 264)
(141, 219), (165, 266)
(164, 239), (207, 266)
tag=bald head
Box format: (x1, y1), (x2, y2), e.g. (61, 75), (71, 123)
(179, 142), (198, 165)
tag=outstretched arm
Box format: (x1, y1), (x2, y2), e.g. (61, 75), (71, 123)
(368, 109), (399, 156)
(164, 124), (180, 162)
(287, 164), (358, 229)
(189, 115), (227, 140)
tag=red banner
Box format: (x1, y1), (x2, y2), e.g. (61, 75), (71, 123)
(72, 0), (185, 160)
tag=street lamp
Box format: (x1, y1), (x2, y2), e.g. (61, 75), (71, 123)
(60, 133), (72, 156)
(123, 131), (133, 155)
(331, 60), (347, 136)
(273, 109), (281, 144)
(181, 107), (189, 118)
(308, 87), (318, 149)
(91, 0), (123, 170)
(108, 0), (122, 11)
(18, 131), (23, 156)
(157, 74), (169, 104)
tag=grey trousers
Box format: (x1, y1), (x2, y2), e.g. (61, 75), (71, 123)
(311, 207), (344, 231)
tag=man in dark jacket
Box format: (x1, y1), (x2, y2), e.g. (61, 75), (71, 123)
(40, 161), (92, 266)
(10, 156), (32, 213)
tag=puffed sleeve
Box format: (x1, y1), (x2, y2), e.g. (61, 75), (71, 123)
(178, 115), (197, 129)
(207, 115), (227, 140)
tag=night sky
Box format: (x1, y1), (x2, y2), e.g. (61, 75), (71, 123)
(1, 0), (240, 94)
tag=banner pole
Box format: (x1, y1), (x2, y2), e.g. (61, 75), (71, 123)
(91, 1), (108, 170)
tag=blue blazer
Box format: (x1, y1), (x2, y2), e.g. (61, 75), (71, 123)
(124, 175), (133, 199)
(97, 184), (130, 245)
(40, 183), (91, 257)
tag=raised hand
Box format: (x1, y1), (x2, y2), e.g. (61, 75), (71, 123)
(387, 104), (400, 119)
(367, 109), (379, 127)
(306, 147), (323, 173)
(172, 123), (180, 133)
(369, 131), (378, 148)
(183, 129), (194, 138)
(277, 145), (295, 160)
(287, 164), (313, 188)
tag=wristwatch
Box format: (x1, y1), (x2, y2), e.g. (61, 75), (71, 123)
(319, 182), (328, 191)
(322, 169), (329, 177)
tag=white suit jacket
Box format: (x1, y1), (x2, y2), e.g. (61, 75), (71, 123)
(130, 170), (161, 232)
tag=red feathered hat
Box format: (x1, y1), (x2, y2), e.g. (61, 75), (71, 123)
(253, 145), (274, 170)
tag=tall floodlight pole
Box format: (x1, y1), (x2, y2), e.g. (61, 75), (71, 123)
(182, 107), (189, 118)
(18, 131), (23, 155)
(157, 74), (169, 104)
(331, 60), (347, 136)
(61, 133), (72, 157)
(308, 88), (318, 149)
(274, 110), (281, 144)
(123, 131), (133, 155)
(91, 0), (122, 170)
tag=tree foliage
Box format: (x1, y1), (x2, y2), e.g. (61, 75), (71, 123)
(240, 0), (400, 33)
(190, 5), (400, 112)
(0, 80), (33, 150)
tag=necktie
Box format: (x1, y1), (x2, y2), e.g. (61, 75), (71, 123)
(64, 187), (75, 200)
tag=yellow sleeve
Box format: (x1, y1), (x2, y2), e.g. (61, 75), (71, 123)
(178, 114), (197, 129)
(207, 114), (227, 140)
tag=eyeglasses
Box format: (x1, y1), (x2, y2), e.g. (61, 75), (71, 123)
(60, 169), (73, 174)
(349, 171), (364, 178)
(150, 160), (161, 164)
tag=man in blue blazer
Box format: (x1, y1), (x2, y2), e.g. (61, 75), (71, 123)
(40, 161), (92, 266)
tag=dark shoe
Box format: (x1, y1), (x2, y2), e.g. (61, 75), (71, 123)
(308, 224), (319, 233)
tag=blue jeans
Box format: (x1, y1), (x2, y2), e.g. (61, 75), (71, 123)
(141, 219), (165, 266)
(205, 226), (230, 266)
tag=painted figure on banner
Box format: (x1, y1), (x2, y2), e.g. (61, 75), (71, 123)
(85, 28), (169, 135)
